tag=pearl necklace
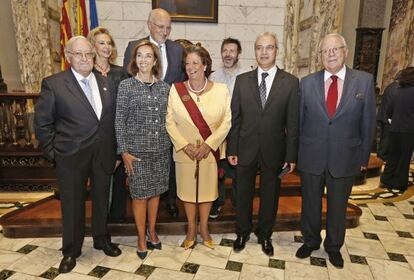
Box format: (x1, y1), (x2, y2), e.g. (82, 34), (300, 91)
(187, 78), (208, 94)
(136, 73), (155, 87)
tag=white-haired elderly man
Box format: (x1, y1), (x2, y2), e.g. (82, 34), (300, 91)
(296, 33), (376, 268)
(35, 36), (122, 273)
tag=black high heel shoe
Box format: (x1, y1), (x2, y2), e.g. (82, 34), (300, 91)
(136, 250), (148, 260)
(146, 229), (162, 250)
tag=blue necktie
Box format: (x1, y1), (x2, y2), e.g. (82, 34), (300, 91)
(259, 72), (269, 108)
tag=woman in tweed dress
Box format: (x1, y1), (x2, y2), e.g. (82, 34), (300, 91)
(115, 40), (171, 259)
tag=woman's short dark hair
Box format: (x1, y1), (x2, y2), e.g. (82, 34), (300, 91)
(398, 66), (414, 87)
(183, 43), (212, 77)
(128, 40), (162, 79)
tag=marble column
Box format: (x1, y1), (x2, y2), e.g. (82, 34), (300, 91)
(283, 0), (299, 76)
(0, 65), (7, 92)
(381, 0), (414, 89)
(10, 0), (53, 93)
(283, 0), (344, 77)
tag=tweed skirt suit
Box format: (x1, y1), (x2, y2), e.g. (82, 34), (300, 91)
(115, 77), (171, 199)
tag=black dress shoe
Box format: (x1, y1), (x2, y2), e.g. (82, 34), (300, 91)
(328, 251), (344, 268)
(233, 235), (249, 252)
(167, 203), (179, 217)
(58, 256), (76, 273)
(259, 238), (274, 257)
(94, 242), (122, 257)
(295, 244), (319, 259)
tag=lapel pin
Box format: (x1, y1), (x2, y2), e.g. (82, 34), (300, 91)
(103, 87), (107, 91)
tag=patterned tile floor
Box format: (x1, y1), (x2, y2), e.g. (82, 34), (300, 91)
(1, 177), (414, 279)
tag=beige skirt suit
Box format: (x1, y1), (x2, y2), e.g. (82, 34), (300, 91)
(166, 82), (231, 203)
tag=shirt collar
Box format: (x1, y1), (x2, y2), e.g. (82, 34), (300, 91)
(258, 65), (277, 77)
(324, 65), (346, 81)
(222, 63), (241, 74)
(71, 68), (93, 82)
(149, 36), (165, 48)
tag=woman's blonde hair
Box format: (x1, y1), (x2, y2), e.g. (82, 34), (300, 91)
(87, 26), (118, 63)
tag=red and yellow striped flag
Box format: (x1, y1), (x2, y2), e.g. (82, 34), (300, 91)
(76, 0), (89, 36)
(60, 0), (72, 70)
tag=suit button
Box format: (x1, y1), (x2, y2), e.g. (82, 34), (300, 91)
(328, 121), (332, 125)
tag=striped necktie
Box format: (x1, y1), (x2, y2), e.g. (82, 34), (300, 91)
(259, 72), (269, 108)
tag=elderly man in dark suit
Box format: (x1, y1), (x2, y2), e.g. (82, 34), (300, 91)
(227, 32), (299, 256)
(296, 33), (376, 268)
(35, 36), (121, 273)
(123, 8), (185, 216)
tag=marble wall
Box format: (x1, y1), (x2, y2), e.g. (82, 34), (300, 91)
(381, 0), (414, 89)
(10, 0), (53, 93)
(0, 0), (23, 91)
(96, 0), (287, 71)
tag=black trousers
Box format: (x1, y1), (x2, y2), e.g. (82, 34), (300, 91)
(235, 155), (281, 240)
(300, 170), (354, 253)
(56, 144), (111, 257)
(109, 162), (127, 220)
(381, 132), (414, 190)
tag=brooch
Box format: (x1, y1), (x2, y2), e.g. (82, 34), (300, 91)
(181, 94), (191, 102)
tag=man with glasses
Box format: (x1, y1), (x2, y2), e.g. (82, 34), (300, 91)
(227, 32), (299, 256)
(35, 36), (122, 273)
(123, 8), (185, 85)
(295, 33), (376, 268)
(123, 8), (185, 217)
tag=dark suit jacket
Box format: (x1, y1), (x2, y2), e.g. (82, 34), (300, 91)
(227, 68), (299, 169)
(34, 69), (117, 174)
(123, 38), (185, 84)
(387, 85), (414, 133)
(297, 67), (376, 177)
(93, 63), (127, 91)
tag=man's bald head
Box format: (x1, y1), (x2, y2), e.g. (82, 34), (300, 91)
(147, 8), (172, 44)
(148, 8), (171, 22)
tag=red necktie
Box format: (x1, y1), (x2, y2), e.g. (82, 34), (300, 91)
(326, 75), (338, 118)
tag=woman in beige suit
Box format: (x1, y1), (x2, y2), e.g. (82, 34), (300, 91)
(166, 44), (231, 249)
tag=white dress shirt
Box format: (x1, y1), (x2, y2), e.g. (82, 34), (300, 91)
(150, 36), (168, 80)
(72, 68), (102, 119)
(257, 65), (277, 99)
(324, 65), (346, 107)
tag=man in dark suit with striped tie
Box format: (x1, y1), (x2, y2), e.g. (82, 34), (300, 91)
(227, 32), (299, 256)
(296, 33), (376, 268)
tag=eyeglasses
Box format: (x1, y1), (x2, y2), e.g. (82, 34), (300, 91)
(320, 46), (346, 56)
(255, 45), (276, 52)
(150, 21), (171, 32)
(68, 51), (95, 60)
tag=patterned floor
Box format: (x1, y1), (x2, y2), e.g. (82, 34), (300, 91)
(1, 177), (414, 279)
